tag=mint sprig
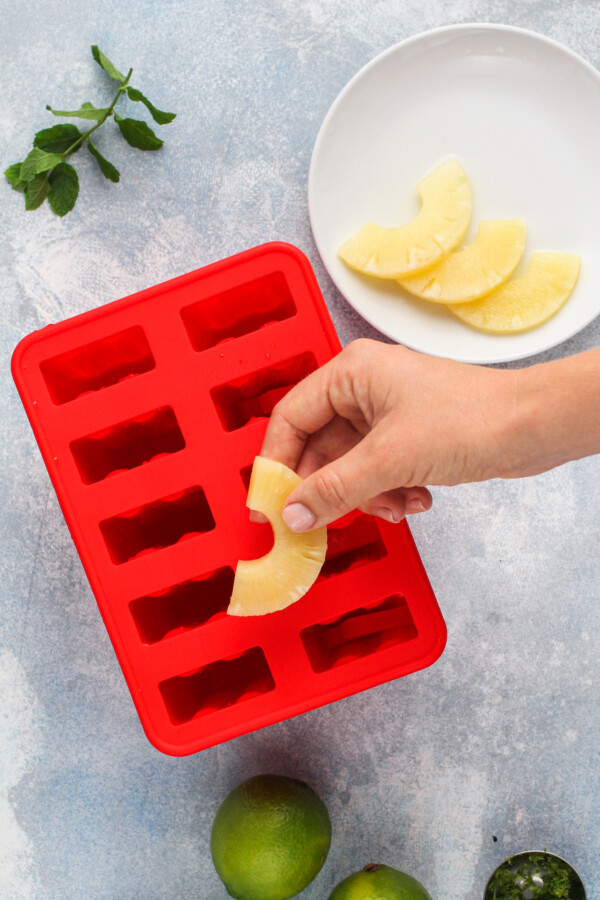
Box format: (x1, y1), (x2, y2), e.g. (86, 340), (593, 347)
(4, 45), (176, 217)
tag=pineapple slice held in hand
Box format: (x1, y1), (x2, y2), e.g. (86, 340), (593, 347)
(398, 218), (527, 303)
(338, 158), (472, 279)
(228, 457), (327, 617)
(449, 252), (580, 333)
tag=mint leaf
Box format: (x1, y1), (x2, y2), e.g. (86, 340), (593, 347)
(114, 114), (163, 150)
(126, 88), (176, 124)
(5, 163), (26, 192)
(88, 139), (120, 182)
(21, 148), (63, 181)
(91, 45), (125, 83)
(34, 123), (82, 155)
(48, 163), (79, 216)
(25, 173), (50, 210)
(46, 102), (109, 121)
(7, 44), (175, 216)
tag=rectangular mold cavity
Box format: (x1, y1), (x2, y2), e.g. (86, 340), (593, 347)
(211, 352), (317, 432)
(301, 596), (418, 673)
(40, 326), (155, 405)
(181, 271), (296, 352)
(320, 515), (387, 580)
(100, 486), (215, 565)
(130, 566), (234, 644)
(159, 647), (275, 725)
(70, 406), (185, 485)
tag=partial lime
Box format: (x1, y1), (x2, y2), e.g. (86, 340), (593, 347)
(328, 863), (433, 900)
(211, 774), (332, 900)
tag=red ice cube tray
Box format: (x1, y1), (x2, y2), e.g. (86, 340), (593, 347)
(12, 242), (446, 756)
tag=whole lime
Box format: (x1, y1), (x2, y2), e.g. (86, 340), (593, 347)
(327, 863), (433, 900)
(210, 774), (332, 900)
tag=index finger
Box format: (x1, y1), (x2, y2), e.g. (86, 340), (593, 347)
(259, 358), (337, 471)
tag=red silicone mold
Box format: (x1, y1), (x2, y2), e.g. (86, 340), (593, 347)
(12, 242), (446, 756)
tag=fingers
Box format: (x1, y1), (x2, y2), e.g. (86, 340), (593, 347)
(259, 340), (375, 471)
(295, 416), (363, 479)
(287, 418), (432, 524)
(281, 429), (398, 531)
(255, 340), (436, 530)
(259, 361), (338, 471)
(359, 486), (432, 523)
(252, 419), (431, 528)
(253, 486), (431, 528)
(251, 416), (359, 525)
(252, 487), (431, 528)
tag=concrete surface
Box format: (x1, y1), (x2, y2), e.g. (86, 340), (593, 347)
(1, 2), (598, 898)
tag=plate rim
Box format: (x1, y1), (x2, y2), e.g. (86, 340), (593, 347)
(308, 22), (600, 364)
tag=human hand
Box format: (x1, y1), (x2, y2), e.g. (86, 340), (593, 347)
(259, 339), (521, 532)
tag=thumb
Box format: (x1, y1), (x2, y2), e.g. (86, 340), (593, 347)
(282, 433), (396, 531)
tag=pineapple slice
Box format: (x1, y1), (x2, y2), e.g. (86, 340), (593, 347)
(338, 158), (472, 278)
(398, 218), (527, 303)
(228, 457), (327, 617)
(449, 252), (580, 333)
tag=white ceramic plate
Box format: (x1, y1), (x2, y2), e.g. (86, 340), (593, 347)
(308, 24), (600, 363)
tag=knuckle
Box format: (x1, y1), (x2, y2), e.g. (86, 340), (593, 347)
(312, 467), (350, 512)
(345, 338), (375, 362)
(271, 404), (309, 443)
(270, 396), (289, 420)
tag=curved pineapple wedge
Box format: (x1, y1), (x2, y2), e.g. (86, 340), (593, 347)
(449, 252), (580, 333)
(398, 218), (527, 303)
(228, 457), (327, 617)
(338, 158), (472, 278)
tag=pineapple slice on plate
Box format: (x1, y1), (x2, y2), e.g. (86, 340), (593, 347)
(398, 218), (527, 303)
(228, 457), (327, 617)
(337, 158), (472, 279)
(449, 252), (580, 333)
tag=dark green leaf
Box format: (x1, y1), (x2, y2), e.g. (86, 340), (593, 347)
(91, 45), (126, 83)
(21, 148), (63, 181)
(46, 102), (109, 121)
(114, 114), (163, 150)
(5, 163), (26, 192)
(24, 173), (50, 210)
(34, 123), (82, 155)
(88, 139), (120, 182)
(126, 87), (176, 124)
(48, 163), (79, 217)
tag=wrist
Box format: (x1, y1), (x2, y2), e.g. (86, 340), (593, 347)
(498, 358), (586, 479)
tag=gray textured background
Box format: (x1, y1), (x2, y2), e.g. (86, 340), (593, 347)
(1, 2), (599, 898)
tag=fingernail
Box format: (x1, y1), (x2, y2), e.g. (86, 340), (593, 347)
(373, 507), (401, 524)
(407, 499), (426, 513)
(282, 502), (316, 533)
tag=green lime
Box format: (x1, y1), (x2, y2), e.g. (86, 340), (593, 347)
(210, 774), (332, 900)
(327, 863), (433, 900)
